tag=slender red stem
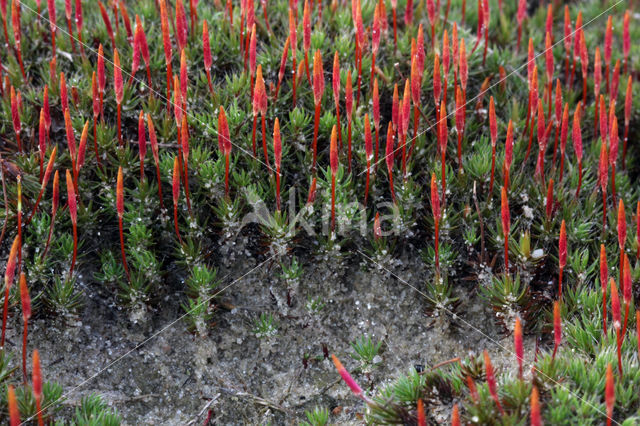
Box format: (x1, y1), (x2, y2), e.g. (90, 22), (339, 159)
(22, 320), (27, 382)
(205, 69), (214, 95)
(42, 211), (57, 260)
(602, 190), (607, 229)
(616, 329), (623, 375)
(558, 267), (563, 300)
(489, 144), (496, 193)
(331, 174), (336, 232)
(261, 114), (271, 171)
(304, 51), (311, 86)
(66, 17), (76, 53)
(117, 103), (122, 146)
(1, 287), (8, 347)
(69, 220), (77, 280)
(173, 202), (183, 245)
(224, 154), (230, 199)
(93, 119), (103, 171)
(356, 47), (363, 107)
(611, 164), (617, 204)
(312, 103), (321, 172)
(276, 165), (281, 211)
(435, 219), (440, 272)
(364, 160), (370, 206)
(251, 114), (257, 157)
(118, 216), (131, 282)
(347, 120), (352, 172)
(603, 288), (608, 337)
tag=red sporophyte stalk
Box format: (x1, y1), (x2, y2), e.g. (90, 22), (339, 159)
(569, 13), (583, 90)
(572, 101), (583, 198)
(623, 11), (630, 74)
(503, 120), (514, 189)
(64, 0), (76, 53)
(180, 115), (193, 215)
(431, 172), (441, 273)
(248, 25), (257, 93)
(119, 1), (133, 42)
(617, 200), (627, 283)
(302, 0), (311, 85)
(26, 147), (57, 225)
(400, 79), (411, 177)
(33, 350), (44, 426)
(8, 385), (19, 426)
(466, 375), (479, 403)
(273, 118), (282, 211)
(433, 53), (441, 119)
(611, 278), (623, 374)
(364, 114), (372, 206)
(598, 132), (609, 229)
(552, 80), (563, 167)
(417, 399), (427, 426)
(332, 52), (342, 148)
(43, 85), (51, 141)
(611, 60), (621, 103)
(558, 103), (569, 182)
(438, 99), (448, 198)
(76, 121), (89, 190)
(172, 156), (183, 245)
(545, 179), (554, 221)
(622, 254), (632, 338)
(128, 22), (141, 86)
(217, 106), (232, 199)
(353, 0), (365, 107)
(516, 0), (526, 51)
(202, 20), (213, 95)
(253, 65), (270, 170)
(471, 0), (484, 55)
(441, 27), (449, 103)
(145, 115), (164, 211)
(410, 52), (421, 157)
(601, 244), (609, 334)
(604, 15), (612, 92)
(19, 273), (30, 382)
(563, 6), (572, 81)
(175, 0), (188, 52)
(75, 0), (85, 55)
(373, 78), (380, 167)
(391, 83), (399, 131)
(371, 4), (380, 91)
(530, 386), (541, 426)
(159, 0), (173, 114)
(385, 122), (396, 203)
(579, 31), (588, 105)
(1, 236), (19, 347)
(330, 125), (338, 232)
(594, 47), (602, 134)
(459, 38), (468, 122)
(288, 8), (297, 105)
(116, 166), (131, 282)
(605, 363), (615, 426)
(483, 350), (505, 415)
(306, 177), (317, 206)
(97, 1), (115, 47)
(426, 0), (435, 48)
(501, 187), (510, 273)
(180, 50), (188, 110)
(331, 354), (370, 402)
(10, 87), (21, 152)
(558, 220), (567, 299)
(345, 70), (354, 169)
(514, 316), (523, 380)
(544, 32), (553, 111)
(274, 36), (290, 101)
(534, 100), (549, 182)
(66, 169), (78, 280)
(552, 300), (562, 359)
(11, 1), (26, 80)
(42, 171), (59, 260)
(113, 49), (124, 146)
(60, 72), (70, 113)
(623, 76), (632, 169)
(97, 44), (106, 120)
(610, 116), (619, 203)
(312, 50), (325, 173)
(138, 111), (146, 181)
(91, 73), (103, 171)
(47, 0), (57, 55)
(38, 109), (46, 181)
(524, 65), (538, 162)
(488, 96), (497, 193)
